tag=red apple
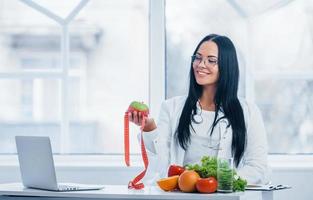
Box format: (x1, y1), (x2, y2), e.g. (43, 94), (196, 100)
(196, 177), (218, 193)
(168, 165), (185, 177)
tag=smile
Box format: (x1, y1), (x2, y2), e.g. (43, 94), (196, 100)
(197, 71), (210, 75)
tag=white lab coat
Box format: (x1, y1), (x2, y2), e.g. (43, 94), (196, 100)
(140, 95), (269, 185)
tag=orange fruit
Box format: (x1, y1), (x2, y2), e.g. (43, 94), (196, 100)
(157, 175), (179, 191)
(178, 170), (200, 193)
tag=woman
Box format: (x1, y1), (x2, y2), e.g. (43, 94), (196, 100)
(129, 34), (269, 184)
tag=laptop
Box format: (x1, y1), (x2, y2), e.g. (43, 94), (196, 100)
(15, 136), (104, 191)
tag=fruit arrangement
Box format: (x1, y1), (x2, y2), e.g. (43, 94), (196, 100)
(157, 156), (247, 193)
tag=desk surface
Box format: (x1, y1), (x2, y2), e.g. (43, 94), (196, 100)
(0, 183), (271, 200)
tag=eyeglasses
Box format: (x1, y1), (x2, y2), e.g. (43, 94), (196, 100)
(191, 55), (218, 67)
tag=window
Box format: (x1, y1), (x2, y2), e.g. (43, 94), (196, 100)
(250, 0), (313, 153)
(3, 0), (311, 156)
(0, 0), (149, 154)
(165, 0), (313, 154)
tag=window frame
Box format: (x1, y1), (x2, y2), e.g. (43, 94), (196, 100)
(0, 0), (311, 167)
(0, 0), (164, 155)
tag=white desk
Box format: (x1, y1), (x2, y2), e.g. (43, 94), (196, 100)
(0, 183), (273, 200)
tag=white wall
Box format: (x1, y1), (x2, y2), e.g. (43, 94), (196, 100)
(270, 168), (313, 200)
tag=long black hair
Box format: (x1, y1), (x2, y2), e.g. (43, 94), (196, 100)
(175, 34), (246, 167)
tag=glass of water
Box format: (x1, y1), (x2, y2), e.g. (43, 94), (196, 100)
(217, 157), (234, 193)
